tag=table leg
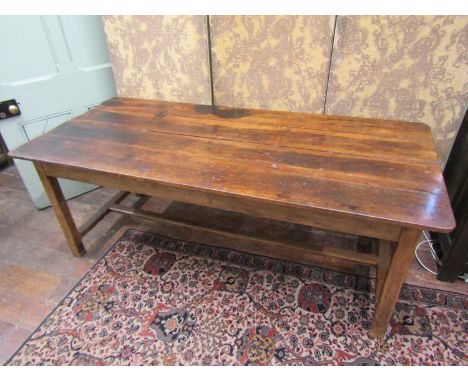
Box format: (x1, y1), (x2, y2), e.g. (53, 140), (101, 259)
(370, 228), (421, 338)
(34, 162), (85, 257)
(375, 239), (392, 301)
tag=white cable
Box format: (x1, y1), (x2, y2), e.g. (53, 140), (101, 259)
(415, 234), (465, 280)
(415, 239), (439, 275)
(423, 231), (442, 265)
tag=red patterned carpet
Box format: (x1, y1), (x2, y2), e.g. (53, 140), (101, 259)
(7, 229), (468, 365)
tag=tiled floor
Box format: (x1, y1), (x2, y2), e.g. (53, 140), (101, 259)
(0, 164), (466, 364)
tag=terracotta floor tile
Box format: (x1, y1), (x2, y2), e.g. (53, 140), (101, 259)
(0, 320), (31, 362)
(0, 264), (62, 330)
(0, 263), (62, 297)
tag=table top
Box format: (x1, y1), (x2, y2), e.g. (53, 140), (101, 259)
(10, 97), (455, 233)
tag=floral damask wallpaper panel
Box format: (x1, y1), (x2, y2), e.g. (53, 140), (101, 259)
(102, 16), (211, 104)
(210, 16), (335, 113)
(326, 16), (468, 165)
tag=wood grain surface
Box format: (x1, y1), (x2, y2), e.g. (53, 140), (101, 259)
(10, 97), (455, 233)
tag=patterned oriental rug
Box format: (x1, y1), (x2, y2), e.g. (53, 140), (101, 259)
(7, 229), (468, 366)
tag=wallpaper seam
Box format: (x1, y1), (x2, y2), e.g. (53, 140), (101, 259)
(206, 15), (215, 110)
(323, 15), (338, 115)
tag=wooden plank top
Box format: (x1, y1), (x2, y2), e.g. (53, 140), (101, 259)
(10, 97), (455, 233)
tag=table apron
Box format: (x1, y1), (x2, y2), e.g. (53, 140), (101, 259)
(41, 161), (402, 242)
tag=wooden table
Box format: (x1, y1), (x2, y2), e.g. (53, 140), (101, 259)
(9, 97), (455, 338)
